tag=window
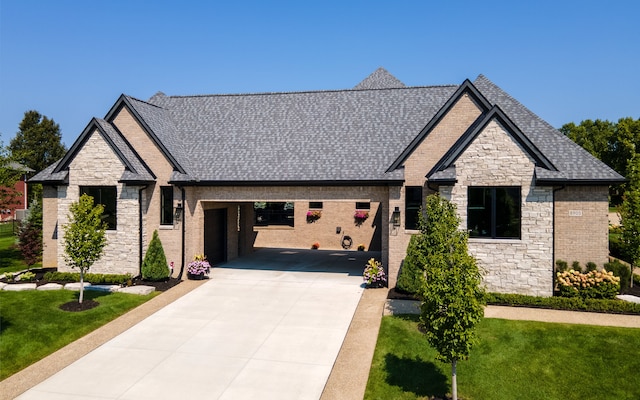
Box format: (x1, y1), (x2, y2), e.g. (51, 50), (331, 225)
(405, 186), (422, 230)
(161, 186), (173, 225)
(309, 201), (323, 209)
(80, 186), (117, 230)
(468, 187), (521, 239)
(254, 202), (294, 227)
(355, 202), (370, 210)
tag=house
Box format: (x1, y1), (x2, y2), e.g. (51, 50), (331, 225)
(1, 162), (34, 221)
(31, 68), (625, 296)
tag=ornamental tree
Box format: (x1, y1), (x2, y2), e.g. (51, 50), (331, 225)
(18, 198), (43, 266)
(63, 194), (107, 303)
(419, 193), (485, 400)
(142, 230), (170, 281)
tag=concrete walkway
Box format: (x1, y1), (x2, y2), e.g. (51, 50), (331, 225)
(10, 249), (371, 400)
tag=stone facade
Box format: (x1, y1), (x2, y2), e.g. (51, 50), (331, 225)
(57, 130), (142, 276)
(445, 120), (554, 296)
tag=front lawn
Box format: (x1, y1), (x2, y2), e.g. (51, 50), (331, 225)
(0, 289), (157, 380)
(365, 315), (640, 400)
(0, 234), (35, 275)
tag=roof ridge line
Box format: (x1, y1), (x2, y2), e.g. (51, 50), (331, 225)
(156, 84), (459, 99)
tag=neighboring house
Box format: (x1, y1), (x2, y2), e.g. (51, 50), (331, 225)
(1, 162), (33, 221)
(31, 68), (625, 296)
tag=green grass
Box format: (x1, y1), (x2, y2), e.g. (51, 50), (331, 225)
(0, 289), (157, 380)
(0, 233), (35, 275)
(365, 315), (640, 400)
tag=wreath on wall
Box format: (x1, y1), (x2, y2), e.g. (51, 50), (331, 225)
(341, 235), (353, 249)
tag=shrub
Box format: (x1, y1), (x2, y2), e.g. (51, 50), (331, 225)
(43, 271), (132, 285)
(605, 259), (631, 289)
(396, 235), (425, 295)
(555, 259), (568, 273)
(585, 262), (598, 272)
(572, 261), (582, 272)
(17, 199), (43, 266)
(485, 292), (640, 314)
(556, 269), (620, 299)
(141, 230), (170, 281)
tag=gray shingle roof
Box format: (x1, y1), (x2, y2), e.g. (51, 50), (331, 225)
(147, 84), (458, 183)
(32, 70), (625, 186)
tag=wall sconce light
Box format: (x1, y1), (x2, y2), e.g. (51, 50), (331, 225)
(174, 203), (183, 222)
(392, 207), (401, 227)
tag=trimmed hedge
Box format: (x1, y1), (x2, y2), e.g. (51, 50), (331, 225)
(485, 292), (640, 315)
(43, 272), (132, 285)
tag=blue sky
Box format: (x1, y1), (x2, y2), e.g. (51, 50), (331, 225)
(1, 0), (639, 149)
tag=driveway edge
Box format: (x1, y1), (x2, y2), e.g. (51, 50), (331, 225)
(0, 279), (206, 400)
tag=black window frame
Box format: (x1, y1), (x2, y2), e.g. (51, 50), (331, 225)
(309, 201), (323, 209)
(79, 186), (117, 230)
(405, 186), (422, 230)
(467, 186), (521, 239)
(355, 202), (370, 210)
(254, 201), (295, 227)
(160, 186), (174, 225)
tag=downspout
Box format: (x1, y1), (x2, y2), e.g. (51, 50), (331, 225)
(177, 186), (186, 280)
(138, 186), (148, 278)
(552, 185), (566, 288)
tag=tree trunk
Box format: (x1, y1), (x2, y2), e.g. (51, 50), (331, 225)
(79, 270), (84, 304)
(451, 360), (457, 400)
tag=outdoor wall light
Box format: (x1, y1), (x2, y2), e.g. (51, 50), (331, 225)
(174, 203), (183, 222)
(392, 207), (401, 227)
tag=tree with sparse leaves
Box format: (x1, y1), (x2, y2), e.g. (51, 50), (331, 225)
(419, 193), (485, 400)
(63, 194), (107, 303)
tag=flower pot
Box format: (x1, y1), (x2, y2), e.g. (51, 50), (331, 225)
(187, 272), (205, 280)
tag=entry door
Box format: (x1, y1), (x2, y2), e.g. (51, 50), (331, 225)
(204, 208), (227, 265)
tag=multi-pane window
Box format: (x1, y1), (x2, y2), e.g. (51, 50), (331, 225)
(254, 202), (294, 227)
(468, 187), (521, 239)
(405, 186), (422, 230)
(160, 186), (173, 225)
(80, 186), (117, 230)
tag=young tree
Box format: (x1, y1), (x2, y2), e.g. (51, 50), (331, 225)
(63, 194), (107, 303)
(142, 230), (170, 281)
(620, 154), (640, 288)
(18, 198), (43, 266)
(419, 193), (485, 400)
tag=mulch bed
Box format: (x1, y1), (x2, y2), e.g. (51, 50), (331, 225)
(1, 269), (183, 312)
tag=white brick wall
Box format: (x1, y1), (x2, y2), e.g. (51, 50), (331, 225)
(57, 131), (141, 276)
(446, 120), (554, 296)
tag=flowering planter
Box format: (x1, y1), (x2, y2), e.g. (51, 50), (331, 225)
(187, 272), (206, 280)
(366, 281), (385, 289)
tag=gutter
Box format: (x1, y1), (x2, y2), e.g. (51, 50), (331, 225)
(138, 186), (148, 277)
(177, 186), (186, 280)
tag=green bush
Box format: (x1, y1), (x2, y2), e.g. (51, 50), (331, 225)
(585, 262), (597, 272)
(485, 292), (640, 314)
(555, 259), (568, 273)
(605, 259), (631, 289)
(43, 271), (132, 285)
(571, 261), (582, 272)
(141, 230), (170, 281)
(396, 234), (425, 295)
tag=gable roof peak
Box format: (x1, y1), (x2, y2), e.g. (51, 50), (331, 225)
(149, 91), (167, 103)
(354, 67), (406, 90)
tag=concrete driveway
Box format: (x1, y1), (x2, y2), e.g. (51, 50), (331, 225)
(18, 248), (373, 400)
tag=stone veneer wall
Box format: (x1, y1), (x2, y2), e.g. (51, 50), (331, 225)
(554, 186), (609, 267)
(445, 120), (554, 296)
(56, 131), (141, 276)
